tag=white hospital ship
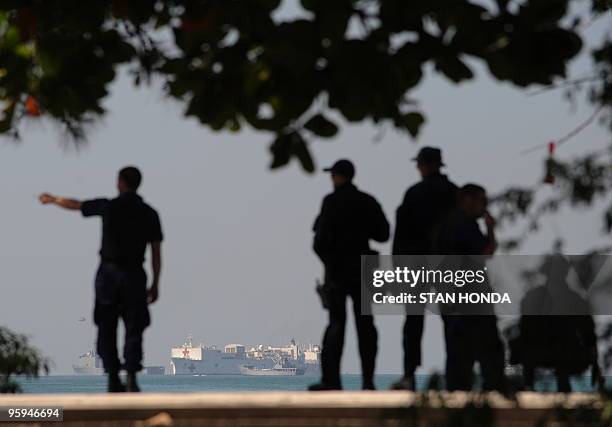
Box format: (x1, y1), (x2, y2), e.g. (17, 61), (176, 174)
(170, 336), (321, 376)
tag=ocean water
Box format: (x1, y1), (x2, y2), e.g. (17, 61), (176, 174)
(14, 374), (603, 394)
(16, 375), (395, 394)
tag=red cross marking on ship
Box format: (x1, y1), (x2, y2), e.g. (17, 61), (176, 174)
(182, 348), (190, 357)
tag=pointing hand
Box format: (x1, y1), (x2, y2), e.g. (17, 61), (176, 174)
(38, 193), (56, 204)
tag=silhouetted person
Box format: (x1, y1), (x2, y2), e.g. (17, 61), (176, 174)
(39, 167), (162, 392)
(515, 255), (599, 392)
(390, 147), (457, 391)
(436, 184), (505, 391)
(310, 159), (390, 391)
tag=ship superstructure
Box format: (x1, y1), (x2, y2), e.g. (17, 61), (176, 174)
(170, 336), (321, 376)
(72, 349), (104, 375)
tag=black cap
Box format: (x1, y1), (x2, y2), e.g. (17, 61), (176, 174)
(323, 159), (355, 179)
(412, 147), (445, 166)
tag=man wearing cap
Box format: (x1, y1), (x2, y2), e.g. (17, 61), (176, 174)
(390, 147), (458, 390)
(310, 159), (390, 391)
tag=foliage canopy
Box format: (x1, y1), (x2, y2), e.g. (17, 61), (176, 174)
(0, 0), (608, 173)
(0, 0), (611, 247)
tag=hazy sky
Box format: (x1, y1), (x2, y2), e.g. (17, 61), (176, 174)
(1, 2), (610, 375)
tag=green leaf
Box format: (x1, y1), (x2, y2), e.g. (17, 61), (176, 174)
(300, 0), (318, 12)
(269, 133), (292, 169)
(396, 112), (425, 138)
(269, 132), (315, 172)
(304, 113), (338, 138)
(435, 56), (474, 83)
(255, 0), (282, 11)
(520, 0), (568, 25)
(300, 0), (352, 40)
(0, 101), (15, 133)
(291, 132), (315, 172)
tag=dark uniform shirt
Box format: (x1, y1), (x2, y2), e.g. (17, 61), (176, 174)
(436, 209), (495, 315)
(393, 173), (457, 255)
(436, 209), (487, 255)
(313, 182), (389, 284)
(81, 192), (163, 268)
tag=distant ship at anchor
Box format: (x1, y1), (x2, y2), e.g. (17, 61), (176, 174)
(170, 335), (320, 376)
(73, 348), (165, 375)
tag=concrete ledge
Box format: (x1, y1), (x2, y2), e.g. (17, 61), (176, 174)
(0, 391), (602, 426)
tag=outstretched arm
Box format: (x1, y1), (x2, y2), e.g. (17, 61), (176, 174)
(39, 193), (82, 210)
(148, 241), (162, 304)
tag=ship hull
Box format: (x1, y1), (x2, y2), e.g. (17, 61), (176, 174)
(301, 363), (319, 376)
(171, 357), (275, 375)
(72, 366), (105, 375)
(170, 338), (321, 376)
(240, 366), (305, 376)
(144, 366), (166, 375)
(72, 366), (166, 375)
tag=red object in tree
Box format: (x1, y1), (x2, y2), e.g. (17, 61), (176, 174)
(24, 95), (41, 117)
(548, 141), (556, 156)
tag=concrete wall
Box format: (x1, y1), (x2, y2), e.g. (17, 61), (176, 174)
(0, 391), (602, 427)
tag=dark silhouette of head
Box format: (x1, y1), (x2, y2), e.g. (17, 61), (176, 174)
(323, 159), (355, 188)
(413, 147), (444, 178)
(458, 183), (487, 218)
(539, 254), (572, 290)
(117, 166), (142, 194)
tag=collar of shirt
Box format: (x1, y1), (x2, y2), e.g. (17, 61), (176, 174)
(422, 172), (448, 182)
(334, 182), (357, 193)
(118, 192), (142, 201)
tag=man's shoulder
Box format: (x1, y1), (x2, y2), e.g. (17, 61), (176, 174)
(401, 180), (429, 202)
(427, 175), (458, 192)
(107, 196), (121, 205)
(80, 198), (110, 217)
(111, 195), (159, 215)
(405, 176), (453, 195)
(322, 192), (336, 204)
(84, 197), (111, 206)
(142, 201), (160, 218)
(324, 187), (380, 208)
(355, 188), (380, 205)
(444, 179), (459, 191)
(406, 180), (426, 193)
(444, 210), (475, 230)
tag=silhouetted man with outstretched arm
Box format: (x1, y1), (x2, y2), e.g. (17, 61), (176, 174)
(310, 159), (390, 391)
(391, 147), (457, 390)
(39, 166), (162, 393)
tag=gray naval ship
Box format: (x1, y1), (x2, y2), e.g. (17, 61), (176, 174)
(73, 348), (165, 375)
(170, 336), (321, 376)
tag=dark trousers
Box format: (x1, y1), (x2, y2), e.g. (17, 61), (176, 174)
(402, 314), (424, 377)
(94, 263), (150, 374)
(321, 285), (377, 389)
(443, 315), (505, 391)
(400, 269), (430, 378)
